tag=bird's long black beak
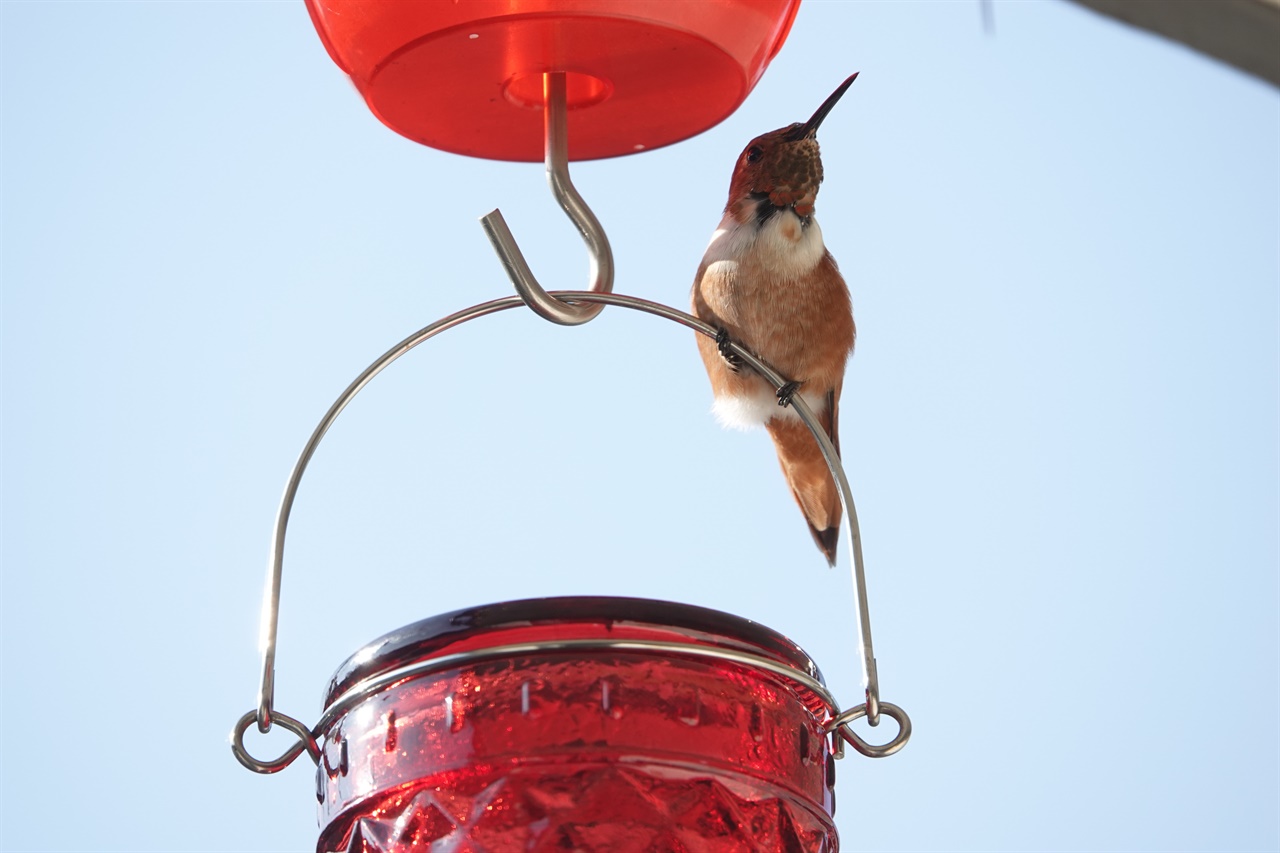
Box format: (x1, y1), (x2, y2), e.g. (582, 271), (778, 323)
(788, 72), (858, 140)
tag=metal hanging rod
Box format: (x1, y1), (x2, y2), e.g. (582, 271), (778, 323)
(479, 72), (615, 325)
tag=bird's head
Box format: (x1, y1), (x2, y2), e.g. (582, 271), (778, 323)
(726, 73), (857, 223)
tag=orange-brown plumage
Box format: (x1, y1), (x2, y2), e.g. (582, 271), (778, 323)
(691, 74), (858, 565)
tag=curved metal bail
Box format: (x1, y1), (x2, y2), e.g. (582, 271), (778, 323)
(480, 72), (615, 326)
(235, 291), (910, 771)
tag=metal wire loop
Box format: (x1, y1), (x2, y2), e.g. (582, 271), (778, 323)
(826, 701), (912, 759)
(316, 638), (839, 741)
(231, 709), (320, 774)
(480, 72), (614, 326)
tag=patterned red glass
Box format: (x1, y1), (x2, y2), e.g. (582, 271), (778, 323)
(316, 598), (838, 852)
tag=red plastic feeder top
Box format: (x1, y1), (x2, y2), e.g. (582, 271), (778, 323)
(304, 0), (802, 161)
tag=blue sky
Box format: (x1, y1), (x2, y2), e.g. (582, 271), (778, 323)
(2, 1), (1277, 851)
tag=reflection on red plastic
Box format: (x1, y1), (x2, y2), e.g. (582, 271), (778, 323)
(303, 0), (802, 161)
(316, 598), (837, 852)
(503, 71), (612, 111)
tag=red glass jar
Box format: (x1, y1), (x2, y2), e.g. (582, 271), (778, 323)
(303, 0), (801, 161)
(316, 597), (838, 852)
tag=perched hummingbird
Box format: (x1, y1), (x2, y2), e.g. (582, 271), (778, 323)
(692, 74), (858, 566)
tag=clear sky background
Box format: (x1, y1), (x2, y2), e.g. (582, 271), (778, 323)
(2, 1), (1277, 851)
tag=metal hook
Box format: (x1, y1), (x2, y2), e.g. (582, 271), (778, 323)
(480, 72), (615, 326)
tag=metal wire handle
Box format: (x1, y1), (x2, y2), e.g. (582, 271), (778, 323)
(235, 290), (909, 773)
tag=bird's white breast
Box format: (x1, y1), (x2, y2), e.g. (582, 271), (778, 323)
(701, 208), (826, 281)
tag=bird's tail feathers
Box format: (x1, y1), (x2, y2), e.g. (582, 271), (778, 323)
(765, 415), (842, 566)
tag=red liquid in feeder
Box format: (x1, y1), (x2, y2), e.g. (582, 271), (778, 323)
(316, 599), (837, 852)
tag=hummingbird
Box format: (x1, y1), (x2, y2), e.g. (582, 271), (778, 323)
(691, 74), (858, 566)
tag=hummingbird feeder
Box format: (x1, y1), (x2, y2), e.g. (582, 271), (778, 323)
(232, 2), (911, 851)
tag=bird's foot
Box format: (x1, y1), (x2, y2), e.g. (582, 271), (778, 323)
(715, 328), (743, 373)
(776, 381), (801, 408)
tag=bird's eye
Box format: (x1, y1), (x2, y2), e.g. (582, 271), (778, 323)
(745, 146), (763, 164)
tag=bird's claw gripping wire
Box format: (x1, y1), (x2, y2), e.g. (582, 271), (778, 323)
(776, 381), (801, 408)
(715, 328), (744, 373)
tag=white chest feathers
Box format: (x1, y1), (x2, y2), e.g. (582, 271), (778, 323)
(700, 209), (827, 282)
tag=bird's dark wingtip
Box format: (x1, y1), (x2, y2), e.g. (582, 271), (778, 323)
(810, 524), (840, 567)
